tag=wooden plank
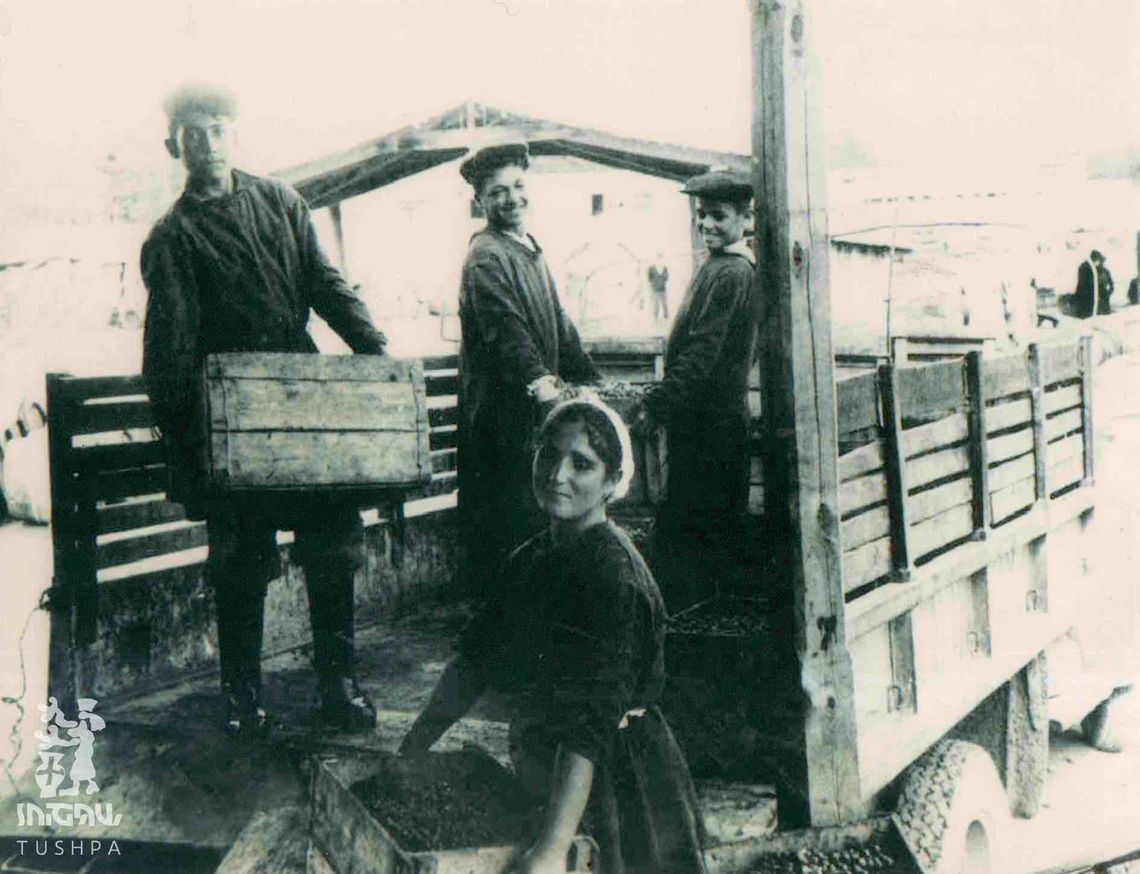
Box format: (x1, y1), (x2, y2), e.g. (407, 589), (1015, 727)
(1043, 384), (1082, 416)
(96, 466), (168, 503)
(69, 400), (158, 436)
(428, 406), (458, 428)
(909, 477), (973, 526)
(51, 374), (147, 402)
(988, 453), (1036, 492)
(96, 522), (208, 569)
(1039, 342), (1081, 386)
(906, 445), (971, 491)
(990, 476), (1036, 524)
(837, 371), (879, 435)
(425, 373), (459, 396)
(888, 612), (917, 713)
(212, 432), (427, 489)
(897, 360), (966, 421)
(207, 352), (420, 383)
(72, 440), (165, 474)
(1028, 343), (1049, 501)
(1045, 408), (1083, 443)
(879, 366), (913, 575)
(421, 354), (459, 371)
(900, 412), (969, 460)
(1049, 454), (1085, 494)
(430, 448), (457, 473)
(840, 472), (888, 517)
(983, 353), (1030, 400)
(985, 398), (1032, 434)
(97, 498), (184, 534)
(965, 351), (990, 534)
(429, 427), (458, 451)
(208, 378), (421, 431)
(1046, 434), (1083, 467)
(843, 536), (893, 593)
(987, 429), (1034, 465)
(838, 441), (883, 482)
(841, 506), (891, 551)
(1080, 334), (1094, 483)
(753, 0), (864, 826)
(910, 502), (974, 558)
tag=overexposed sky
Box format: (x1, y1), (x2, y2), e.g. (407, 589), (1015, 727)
(1, 0), (1136, 199)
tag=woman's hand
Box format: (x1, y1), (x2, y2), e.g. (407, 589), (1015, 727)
(510, 844), (567, 874)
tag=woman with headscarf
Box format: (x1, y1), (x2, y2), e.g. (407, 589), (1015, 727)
(400, 398), (707, 874)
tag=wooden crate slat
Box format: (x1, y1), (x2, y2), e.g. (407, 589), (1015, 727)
(908, 477), (973, 526)
(96, 522), (208, 570)
(1043, 384), (1082, 417)
(990, 476), (1037, 525)
(430, 448), (458, 474)
(1045, 408), (1083, 443)
(839, 471), (888, 517)
(1039, 343), (1082, 386)
(212, 432), (428, 489)
(52, 375), (148, 402)
(841, 506), (891, 552)
(837, 372), (879, 435)
(69, 401), (158, 436)
(843, 536), (893, 593)
(838, 440), (884, 483)
(207, 352), (420, 383)
(988, 453), (1036, 492)
(906, 444), (971, 491)
(1049, 454), (1085, 494)
(97, 498), (184, 534)
(983, 353), (1030, 400)
(96, 466), (169, 503)
(428, 406), (458, 428)
(910, 502), (974, 558)
(986, 428), (1035, 466)
(897, 360), (966, 421)
(429, 428), (458, 451)
(421, 355), (459, 372)
(209, 378), (421, 431)
(1046, 433), (1083, 467)
(425, 373), (459, 396)
(985, 398), (1032, 434)
(900, 412), (969, 460)
(72, 440), (165, 474)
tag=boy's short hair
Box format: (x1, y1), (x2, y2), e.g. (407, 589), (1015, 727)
(459, 143), (530, 193)
(683, 168), (753, 213)
(163, 83), (239, 137)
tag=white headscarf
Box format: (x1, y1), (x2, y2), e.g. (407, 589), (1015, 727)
(537, 397), (636, 501)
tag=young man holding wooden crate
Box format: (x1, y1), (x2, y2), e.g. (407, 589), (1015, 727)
(141, 84), (388, 737)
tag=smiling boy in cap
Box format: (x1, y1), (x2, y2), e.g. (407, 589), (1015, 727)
(456, 142), (601, 594)
(633, 168), (761, 608)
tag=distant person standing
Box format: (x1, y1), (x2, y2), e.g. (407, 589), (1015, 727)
(456, 143), (601, 595)
(647, 256), (670, 320)
(1074, 250), (1114, 318)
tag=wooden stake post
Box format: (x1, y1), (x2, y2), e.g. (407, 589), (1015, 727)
(752, 0), (865, 826)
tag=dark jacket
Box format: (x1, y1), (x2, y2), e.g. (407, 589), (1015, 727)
(141, 170), (386, 515)
(1074, 259), (1114, 318)
(646, 246), (760, 517)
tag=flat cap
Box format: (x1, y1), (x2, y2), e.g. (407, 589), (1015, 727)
(459, 142), (530, 189)
(682, 168), (753, 200)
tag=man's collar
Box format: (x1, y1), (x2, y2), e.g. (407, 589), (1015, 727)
(721, 240), (756, 265)
(180, 169), (247, 204)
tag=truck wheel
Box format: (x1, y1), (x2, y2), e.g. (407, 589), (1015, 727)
(1081, 687), (1132, 753)
(893, 740), (1009, 873)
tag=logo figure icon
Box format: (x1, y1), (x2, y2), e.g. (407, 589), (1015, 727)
(34, 698), (106, 798)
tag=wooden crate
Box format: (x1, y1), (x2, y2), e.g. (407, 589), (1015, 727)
(205, 353), (431, 493)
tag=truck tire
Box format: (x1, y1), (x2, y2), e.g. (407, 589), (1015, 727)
(893, 740), (1009, 874)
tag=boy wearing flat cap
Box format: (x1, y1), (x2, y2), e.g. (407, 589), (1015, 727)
(456, 143), (601, 593)
(141, 83), (387, 737)
(633, 169), (761, 607)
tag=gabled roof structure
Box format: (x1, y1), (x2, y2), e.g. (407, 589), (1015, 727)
(274, 100), (748, 209)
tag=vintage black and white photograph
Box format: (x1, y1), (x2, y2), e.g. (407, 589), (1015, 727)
(1, 0), (1138, 871)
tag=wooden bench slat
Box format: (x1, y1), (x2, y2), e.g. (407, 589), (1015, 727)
(1049, 454), (1085, 494)
(898, 360), (966, 421)
(425, 373), (459, 396)
(985, 398), (1032, 434)
(990, 476), (1037, 525)
(1043, 383), (1082, 417)
(50, 375), (147, 402)
(841, 506), (891, 551)
(901, 412), (969, 460)
(986, 428), (1034, 466)
(837, 372), (879, 435)
(838, 440), (884, 482)
(906, 444), (971, 491)
(96, 522), (208, 570)
(428, 406), (458, 428)
(1046, 433), (1083, 466)
(908, 477), (973, 526)
(988, 453), (1036, 492)
(68, 401), (158, 435)
(1039, 342), (1082, 386)
(96, 466), (169, 503)
(910, 502), (974, 558)
(1045, 408), (1083, 443)
(430, 448), (457, 473)
(843, 536), (893, 593)
(983, 354), (1030, 400)
(73, 440), (166, 473)
(421, 355), (459, 371)
(97, 499), (185, 535)
(839, 472), (888, 517)
(429, 428), (458, 451)
(209, 379), (421, 431)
